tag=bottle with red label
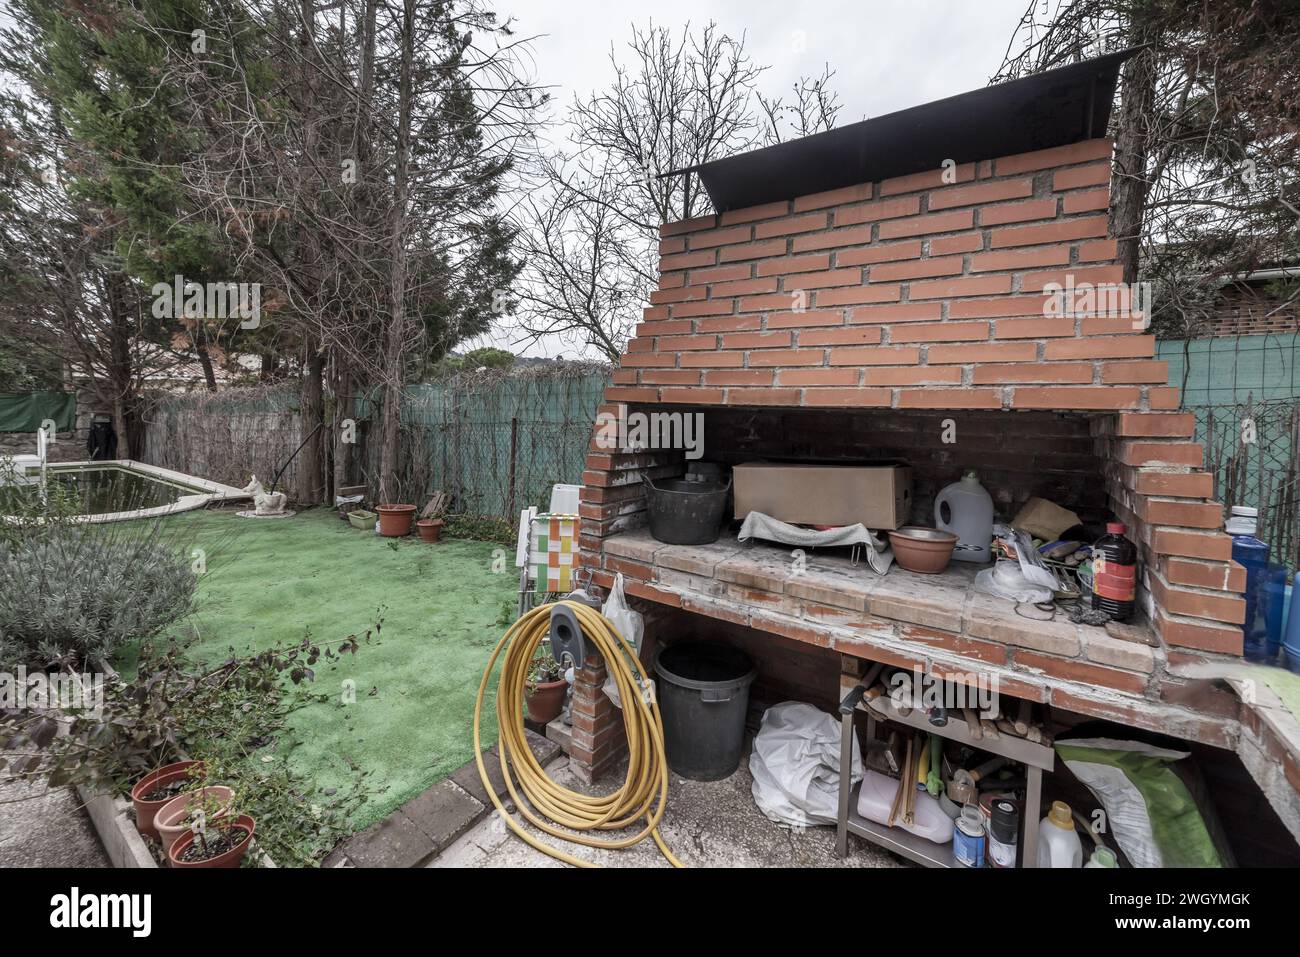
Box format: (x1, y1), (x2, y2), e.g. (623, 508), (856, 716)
(1091, 522), (1137, 622)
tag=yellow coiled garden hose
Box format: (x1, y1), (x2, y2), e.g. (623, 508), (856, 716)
(473, 600), (683, 867)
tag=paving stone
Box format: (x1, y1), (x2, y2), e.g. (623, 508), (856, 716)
(604, 532), (663, 563)
(1105, 619), (1159, 647)
(341, 809), (435, 868)
(397, 780), (485, 858)
(868, 570), (967, 632)
(715, 550), (791, 592)
(450, 746), (508, 806)
(653, 537), (742, 576)
(524, 727), (562, 766)
(785, 560), (874, 611)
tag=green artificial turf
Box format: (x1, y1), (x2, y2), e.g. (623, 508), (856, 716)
(126, 508), (516, 830)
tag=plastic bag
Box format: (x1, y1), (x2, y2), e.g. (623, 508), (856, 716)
(1055, 737), (1223, 868)
(601, 574), (644, 709)
(749, 702), (862, 827)
(975, 563), (1055, 604)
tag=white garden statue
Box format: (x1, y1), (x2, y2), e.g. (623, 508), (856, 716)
(241, 475), (288, 516)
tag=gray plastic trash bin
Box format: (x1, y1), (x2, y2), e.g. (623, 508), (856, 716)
(654, 643), (756, 781)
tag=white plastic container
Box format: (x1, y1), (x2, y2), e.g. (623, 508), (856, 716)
(1037, 800), (1083, 867)
(934, 470), (994, 563)
(1225, 505), (1258, 536)
(548, 483), (582, 515)
(856, 769), (954, 845)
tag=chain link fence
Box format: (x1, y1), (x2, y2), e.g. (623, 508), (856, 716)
(1195, 397), (1300, 569)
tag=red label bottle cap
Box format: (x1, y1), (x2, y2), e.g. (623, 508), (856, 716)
(1106, 522), (1126, 535)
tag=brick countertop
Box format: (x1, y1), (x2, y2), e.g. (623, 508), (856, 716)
(600, 527), (1238, 748)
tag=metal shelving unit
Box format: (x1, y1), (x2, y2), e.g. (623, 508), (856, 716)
(835, 684), (1055, 868)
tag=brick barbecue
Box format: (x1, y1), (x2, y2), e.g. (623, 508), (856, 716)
(561, 62), (1300, 847)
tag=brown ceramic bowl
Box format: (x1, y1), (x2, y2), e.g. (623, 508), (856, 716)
(888, 526), (959, 574)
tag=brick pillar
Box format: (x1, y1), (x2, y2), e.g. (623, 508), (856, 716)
(568, 652), (627, 784)
(1097, 411), (1245, 655)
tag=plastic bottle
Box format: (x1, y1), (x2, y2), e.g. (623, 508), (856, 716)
(1037, 800), (1083, 868)
(1084, 847), (1118, 868)
(1228, 507), (1271, 661)
(1091, 523), (1137, 622)
(934, 470), (994, 564)
(1261, 565), (1289, 662)
(1284, 577), (1300, 675)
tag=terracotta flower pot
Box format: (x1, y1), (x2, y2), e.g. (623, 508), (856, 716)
(155, 786), (235, 855)
(525, 679), (567, 724)
(416, 518), (444, 543)
(167, 814), (255, 869)
(376, 504), (416, 537)
(131, 760), (204, 840)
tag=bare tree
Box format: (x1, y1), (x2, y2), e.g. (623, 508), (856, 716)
(756, 64), (842, 145)
(510, 21), (842, 358)
(996, 0), (1300, 341)
(513, 170), (650, 361)
(148, 0), (543, 501)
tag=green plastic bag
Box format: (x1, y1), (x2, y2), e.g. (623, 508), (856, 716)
(1056, 738), (1222, 868)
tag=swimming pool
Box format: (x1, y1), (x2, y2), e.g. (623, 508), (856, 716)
(0, 460), (249, 523)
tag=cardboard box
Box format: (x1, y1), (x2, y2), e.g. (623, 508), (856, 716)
(732, 462), (913, 530)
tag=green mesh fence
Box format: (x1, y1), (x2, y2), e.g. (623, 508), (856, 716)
(355, 366), (610, 517)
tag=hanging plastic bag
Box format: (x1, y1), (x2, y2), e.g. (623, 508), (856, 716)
(601, 573), (644, 709)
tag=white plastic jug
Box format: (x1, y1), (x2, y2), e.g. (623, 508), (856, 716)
(1037, 800), (1083, 868)
(934, 470), (993, 563)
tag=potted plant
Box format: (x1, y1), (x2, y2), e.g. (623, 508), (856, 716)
(155, 780), (235, 855)
(376, 504), (416, 537)
(416, 518), (444, 543)
(525, 644), (567, 724)
(131, 760), (204, 840)
(167, 787), (255, 869)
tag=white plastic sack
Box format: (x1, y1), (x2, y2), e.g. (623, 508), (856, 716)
(601, 574), (644, 709)
(749, 702), (863, 828)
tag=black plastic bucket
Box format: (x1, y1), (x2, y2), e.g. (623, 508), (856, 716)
(654, 643), (756, 781)
(644, 475), (731, 545)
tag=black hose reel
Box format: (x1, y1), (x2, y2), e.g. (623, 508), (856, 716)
(548, 603), (585, 669)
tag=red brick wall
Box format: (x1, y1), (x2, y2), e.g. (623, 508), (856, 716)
(1204, 286), (1300, 338)
(615, 137), (1175, 413)
(1097, 412), (1244, 655)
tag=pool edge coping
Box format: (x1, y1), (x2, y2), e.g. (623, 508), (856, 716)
(9, 459), (251, 524)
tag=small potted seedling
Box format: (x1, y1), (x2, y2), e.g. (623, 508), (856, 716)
(525, 643), (567, 724)
(154, 765), (235, 855)
(166, 787), (256, 869)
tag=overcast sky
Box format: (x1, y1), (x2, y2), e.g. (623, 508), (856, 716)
(477, 0), (1033, 357)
